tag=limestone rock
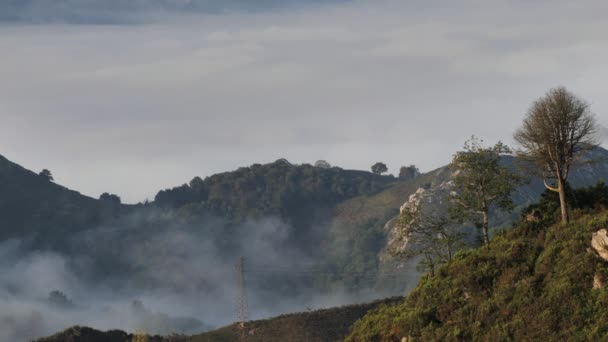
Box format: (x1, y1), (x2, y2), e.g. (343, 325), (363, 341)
(591, 229), (608, 261)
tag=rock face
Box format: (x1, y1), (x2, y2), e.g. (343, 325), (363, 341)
(591, 229), (608, 261)
(381, 180), (455, 263)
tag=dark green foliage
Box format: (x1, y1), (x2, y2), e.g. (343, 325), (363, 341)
(371, 162), (388, 175)
(522, 181), (608, 226)
(39, 169), (54, 181)
(315, 160), (332, 168)
(100, 192), (122, 204)
(450, 139), (522, 245)
(34, 326), (183, 342)
(154, 159), (395, 222)
(398, 165), (419, 181)
(347, 183), (608, 342)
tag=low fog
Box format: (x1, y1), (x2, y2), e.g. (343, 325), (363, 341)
(0, 209), (408, 341)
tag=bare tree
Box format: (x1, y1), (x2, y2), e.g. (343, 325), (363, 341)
(514, 87), (598, 224)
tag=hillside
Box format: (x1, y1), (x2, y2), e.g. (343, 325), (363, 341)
(3, 149), (608, 340)
(346, 183), (608, 341)
(0, 154), (130, 244)
(153, 159), (396, 229)
(323, 148), (608, 292)
(35, 298), (402, 342)
(187, 297), (402, 342)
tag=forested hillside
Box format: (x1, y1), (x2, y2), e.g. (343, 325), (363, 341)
(154, 159), (395, 225)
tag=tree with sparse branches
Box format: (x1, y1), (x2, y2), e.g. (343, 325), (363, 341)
(514, 86), (598, 224)
(371, 162), (388, 175)
(391, 200), (465, 277)
(449, 137), (522, 246)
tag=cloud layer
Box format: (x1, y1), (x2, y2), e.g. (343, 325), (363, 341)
(0, 0), (607, 202)
(0, 0), (347, 24)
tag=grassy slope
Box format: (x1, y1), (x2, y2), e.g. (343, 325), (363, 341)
(186, 298), (403, 342)
(346, 211), (608, 341)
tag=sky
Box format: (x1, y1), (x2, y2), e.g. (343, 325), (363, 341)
(1, 0), (607, 203)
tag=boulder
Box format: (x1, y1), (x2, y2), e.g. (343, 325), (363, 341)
(591, 229), (608, 261)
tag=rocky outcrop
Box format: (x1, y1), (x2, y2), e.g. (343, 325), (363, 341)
(591, 229), (608, 261)
(381, 180), (455, 263)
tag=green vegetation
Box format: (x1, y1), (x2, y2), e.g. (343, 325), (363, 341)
(155, 159), (395, 223)
(346, 182), (608, 341)
(318, 167), (454, 291)
(449, 138), (522, 246)
(392, 201), (466, 277)
(34, 326), (182, 342)
(398, 165), (419, 181)
(187, 297), (402, 342)
(371, 163), (388, 176)
(35, 299), (402, 342)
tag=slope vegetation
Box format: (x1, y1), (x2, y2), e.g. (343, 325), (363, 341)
(347, 183), (608, 341)
(185, 297), (403, 342)
(35, 298), (402, 342)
